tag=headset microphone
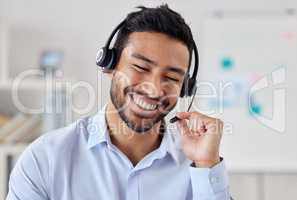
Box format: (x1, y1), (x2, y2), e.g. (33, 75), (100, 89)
(169, 86), (197, 123)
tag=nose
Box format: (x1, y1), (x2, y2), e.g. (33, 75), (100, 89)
(139, 76), (165, 98)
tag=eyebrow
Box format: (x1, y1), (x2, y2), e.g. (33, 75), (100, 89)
(164, 66), (185, 76)
(132, 53), (157, 65)
(131, 52), (186, 76)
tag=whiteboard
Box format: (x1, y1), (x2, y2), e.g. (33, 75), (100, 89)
(197, 16), (297, 172)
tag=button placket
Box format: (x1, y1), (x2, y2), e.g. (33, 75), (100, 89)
(126, 171), (140, 200)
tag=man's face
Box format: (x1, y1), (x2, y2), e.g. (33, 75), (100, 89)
(110, 32), (189, 133)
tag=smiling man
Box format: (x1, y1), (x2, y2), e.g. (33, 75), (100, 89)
(6, 5), (232, 200)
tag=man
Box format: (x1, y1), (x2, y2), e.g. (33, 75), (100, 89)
(6, 5), (232, 200)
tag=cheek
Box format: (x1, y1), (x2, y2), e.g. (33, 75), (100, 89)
(116, 67), (143, 87)
(168, 93), (179, 105)
(113, 70), (135, 89)
(163, 82), (182, 99)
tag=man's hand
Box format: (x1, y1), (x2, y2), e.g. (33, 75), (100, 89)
(175, 112), (223, 168)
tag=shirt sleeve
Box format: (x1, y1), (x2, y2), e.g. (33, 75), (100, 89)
(188, 158), (233, 200)
(6, 138), (50, 200)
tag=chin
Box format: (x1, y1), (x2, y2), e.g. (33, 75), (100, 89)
(119, 108), (163, 134)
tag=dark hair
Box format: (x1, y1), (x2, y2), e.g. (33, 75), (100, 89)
(113, 4), (194, 67)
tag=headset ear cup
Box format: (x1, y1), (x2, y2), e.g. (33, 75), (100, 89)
(180, 82), (185, 97)
(106, 48), (117, 70)
(180, 74), (189, 97)
(187, 78), (196, 96)
(96, 47), (108, 67)
(96, 47), (117, 73)
(180, 75), (196, 97)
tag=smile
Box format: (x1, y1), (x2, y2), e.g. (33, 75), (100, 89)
(131, 93), (159, 111)
(128, 90), (161, 114)
(126, 91), (169, 119)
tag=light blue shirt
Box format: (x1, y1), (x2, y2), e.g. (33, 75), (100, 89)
(6, 105), (232, 200)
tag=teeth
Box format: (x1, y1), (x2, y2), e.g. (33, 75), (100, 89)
(133, 95), (157, 111)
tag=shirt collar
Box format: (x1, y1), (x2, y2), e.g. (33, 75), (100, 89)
(87, 104), (111, 148)
(86, 104), (181, 164)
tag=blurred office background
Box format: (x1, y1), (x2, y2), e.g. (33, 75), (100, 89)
(0, 0), (297, 199)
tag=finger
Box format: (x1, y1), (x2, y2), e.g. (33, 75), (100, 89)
(175, 111), (205, 120)
(189, 115), (206, 133)
(175, 112), (191, 120)
(205, 119), (224, 135)
(177, 119), (202, 139)
(176, 119), (190, 136)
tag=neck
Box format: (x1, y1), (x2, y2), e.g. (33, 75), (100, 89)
(105, 100), (164, 166)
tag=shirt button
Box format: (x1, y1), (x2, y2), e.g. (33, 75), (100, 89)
(210, 176), (219, 184)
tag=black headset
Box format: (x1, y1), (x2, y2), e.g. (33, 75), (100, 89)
(96, 19), (199, 98)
